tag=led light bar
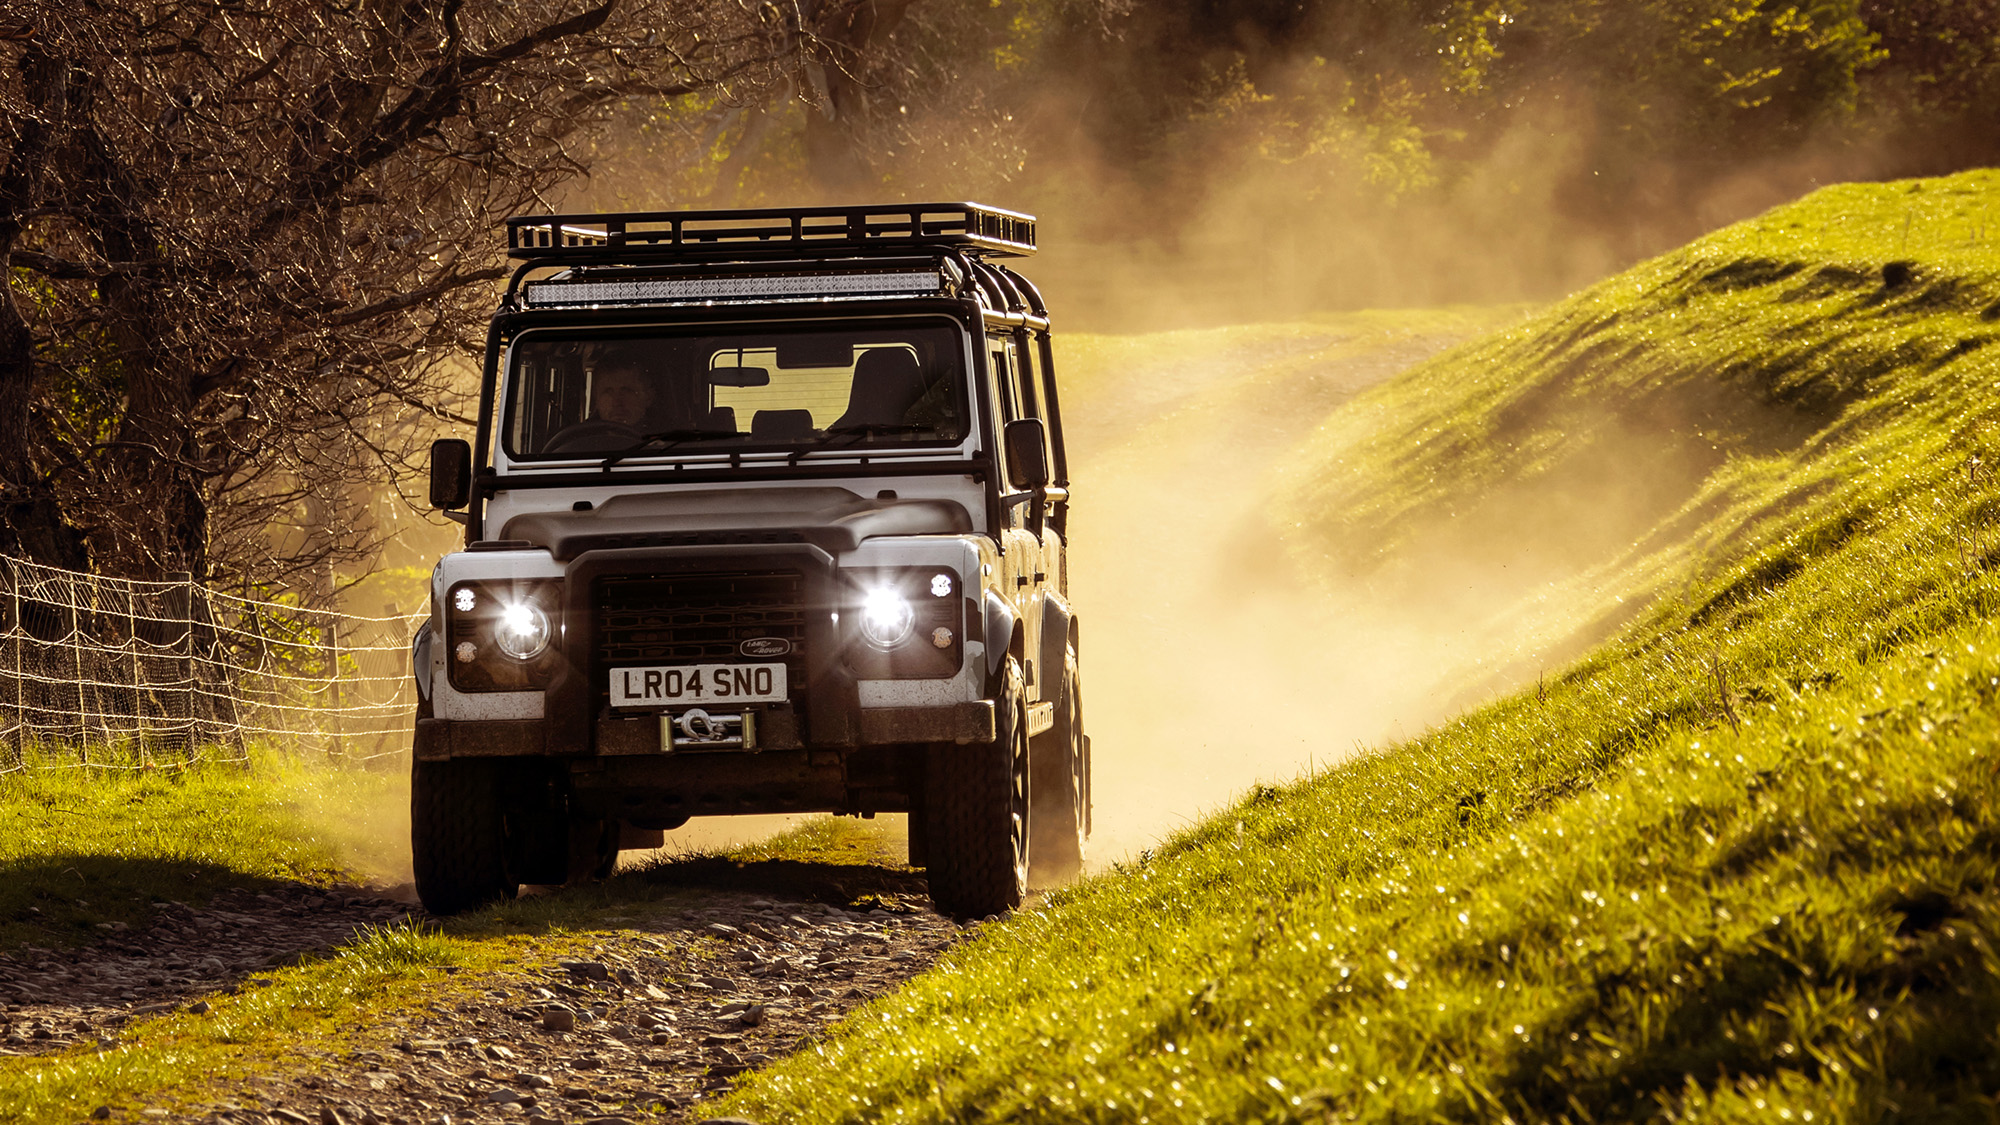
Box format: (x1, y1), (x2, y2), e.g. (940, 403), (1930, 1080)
(524, 270), (945, 307)
(507, 203), (1036, 260)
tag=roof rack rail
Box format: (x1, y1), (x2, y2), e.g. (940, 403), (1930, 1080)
(507, 202), (1036, 262)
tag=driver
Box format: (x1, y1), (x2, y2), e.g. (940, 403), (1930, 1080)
(591, 361), (655, 428)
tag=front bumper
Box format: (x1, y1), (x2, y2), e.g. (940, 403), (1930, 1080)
(413, 700), (996, 761)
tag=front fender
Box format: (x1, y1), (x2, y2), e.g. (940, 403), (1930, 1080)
(982, 588), (1017, 680)
(1039, 592), (1073, 699)
(411, 620), (435, 704)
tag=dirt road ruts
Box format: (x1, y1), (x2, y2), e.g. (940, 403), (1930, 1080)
(2, 866), (974, 1124)
(208, 893), (965, 1125)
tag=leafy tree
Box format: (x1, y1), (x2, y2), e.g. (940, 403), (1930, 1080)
(857, 0), (1995, 309)
(1857, 0), (2000, 173)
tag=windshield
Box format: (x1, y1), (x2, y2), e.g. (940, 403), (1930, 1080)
(503, 322), (970, 460)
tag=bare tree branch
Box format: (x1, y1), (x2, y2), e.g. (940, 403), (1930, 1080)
(0, 0), (806, 595)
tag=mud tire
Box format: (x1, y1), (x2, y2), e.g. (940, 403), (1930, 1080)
(567, 816), (620, 883)
(924, 659), (1028, 918)
(1028, 648), (1087, 885)
(411, 758), (518, 915)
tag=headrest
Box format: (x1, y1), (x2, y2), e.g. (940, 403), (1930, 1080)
(751, 409), (816, 440)
(836, 348), (930, 428)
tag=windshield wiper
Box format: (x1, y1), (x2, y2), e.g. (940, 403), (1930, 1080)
(600, 428), (729, 471)
(818, 422), (931, 450)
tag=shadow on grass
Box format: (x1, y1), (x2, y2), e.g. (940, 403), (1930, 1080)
(640, 853), (928, 904)
(446, 853), (932, 939)
(1457, 783), (2000, 1124)
(0, 855), (313, 952)
(1470, 907), (2000, 1123)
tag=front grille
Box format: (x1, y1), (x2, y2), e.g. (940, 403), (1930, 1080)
(596, 571), (807, 705)
(560, 529), (807, 561)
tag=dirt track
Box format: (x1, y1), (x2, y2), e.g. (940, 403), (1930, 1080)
(211, 892), (960, 1125)
(2, 863), (971, 1124)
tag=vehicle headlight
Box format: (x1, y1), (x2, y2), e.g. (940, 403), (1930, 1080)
(494, 602), (552, 660)
(858, 586), (916, 649)
(445, 578), (563, 692)
(842, 568), (963, 677)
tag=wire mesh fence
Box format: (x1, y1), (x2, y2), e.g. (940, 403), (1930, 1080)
(0, 555), (424, 772)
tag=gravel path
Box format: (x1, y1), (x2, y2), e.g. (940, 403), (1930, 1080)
(0, 879), (968, 1124)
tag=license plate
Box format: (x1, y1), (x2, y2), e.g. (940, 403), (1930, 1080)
(609, 663), (788, 708)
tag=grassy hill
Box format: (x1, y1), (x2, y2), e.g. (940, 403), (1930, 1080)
(711, 170), (2000, 1122)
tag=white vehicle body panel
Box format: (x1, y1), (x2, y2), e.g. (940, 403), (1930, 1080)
(428, 549), (562, 720)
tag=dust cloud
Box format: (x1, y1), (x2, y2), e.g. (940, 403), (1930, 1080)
(274, 759), (416, 887)
(1063, 320), (1574, 865)
(1021, 98), (1834, 336)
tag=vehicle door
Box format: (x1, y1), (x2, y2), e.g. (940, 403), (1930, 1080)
(989, 331), (1048, 701)
(1018, 327), (1068, 603)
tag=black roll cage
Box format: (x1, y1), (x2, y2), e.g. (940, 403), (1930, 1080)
(504, 202), (1036, 263)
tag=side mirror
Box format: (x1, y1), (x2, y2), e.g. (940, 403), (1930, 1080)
(430, 439), (472, 509)
(1003, 418), (1051, 490)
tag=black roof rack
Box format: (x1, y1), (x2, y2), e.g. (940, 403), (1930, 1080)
(507, 202), (1036, 262)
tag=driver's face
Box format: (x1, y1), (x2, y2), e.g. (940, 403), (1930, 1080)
(593, 367), (653, 427)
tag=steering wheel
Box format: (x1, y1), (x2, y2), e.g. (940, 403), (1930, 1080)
(542, 419), (641, 455)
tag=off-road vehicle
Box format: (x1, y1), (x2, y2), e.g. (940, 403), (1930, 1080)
(410, 203), (1088, 918)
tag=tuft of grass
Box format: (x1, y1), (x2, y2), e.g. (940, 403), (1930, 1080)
(710, 170), (2000, 1121)
(0, 749), (406, 949)
(719, 815), (908, 867)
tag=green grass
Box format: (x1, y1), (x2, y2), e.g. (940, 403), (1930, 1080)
(710, 169), (2000, 1122)
(1274, 169), (2000, 588)
(0, 751), (407, 949)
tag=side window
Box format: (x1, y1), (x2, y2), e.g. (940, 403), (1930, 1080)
(989, 336), (1041, 425)
(989, 338), (1022, 519)
(508, 347), (586, 455)
(991, 334), (1049, 509)
(989, 338), (1018, 422)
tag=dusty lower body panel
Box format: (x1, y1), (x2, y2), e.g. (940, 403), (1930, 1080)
(567, 745), (922, 825)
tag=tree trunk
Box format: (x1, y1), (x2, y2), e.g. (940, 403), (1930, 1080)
(0, 42), (88, 569)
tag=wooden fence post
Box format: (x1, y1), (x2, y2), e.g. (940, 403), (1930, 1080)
(165, 573), (193, 763)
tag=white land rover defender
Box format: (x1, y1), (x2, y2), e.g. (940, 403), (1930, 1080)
(410, 203), (1088, 918)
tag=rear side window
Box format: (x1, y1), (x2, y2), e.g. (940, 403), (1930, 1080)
(1010, 337), (1041, 420)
